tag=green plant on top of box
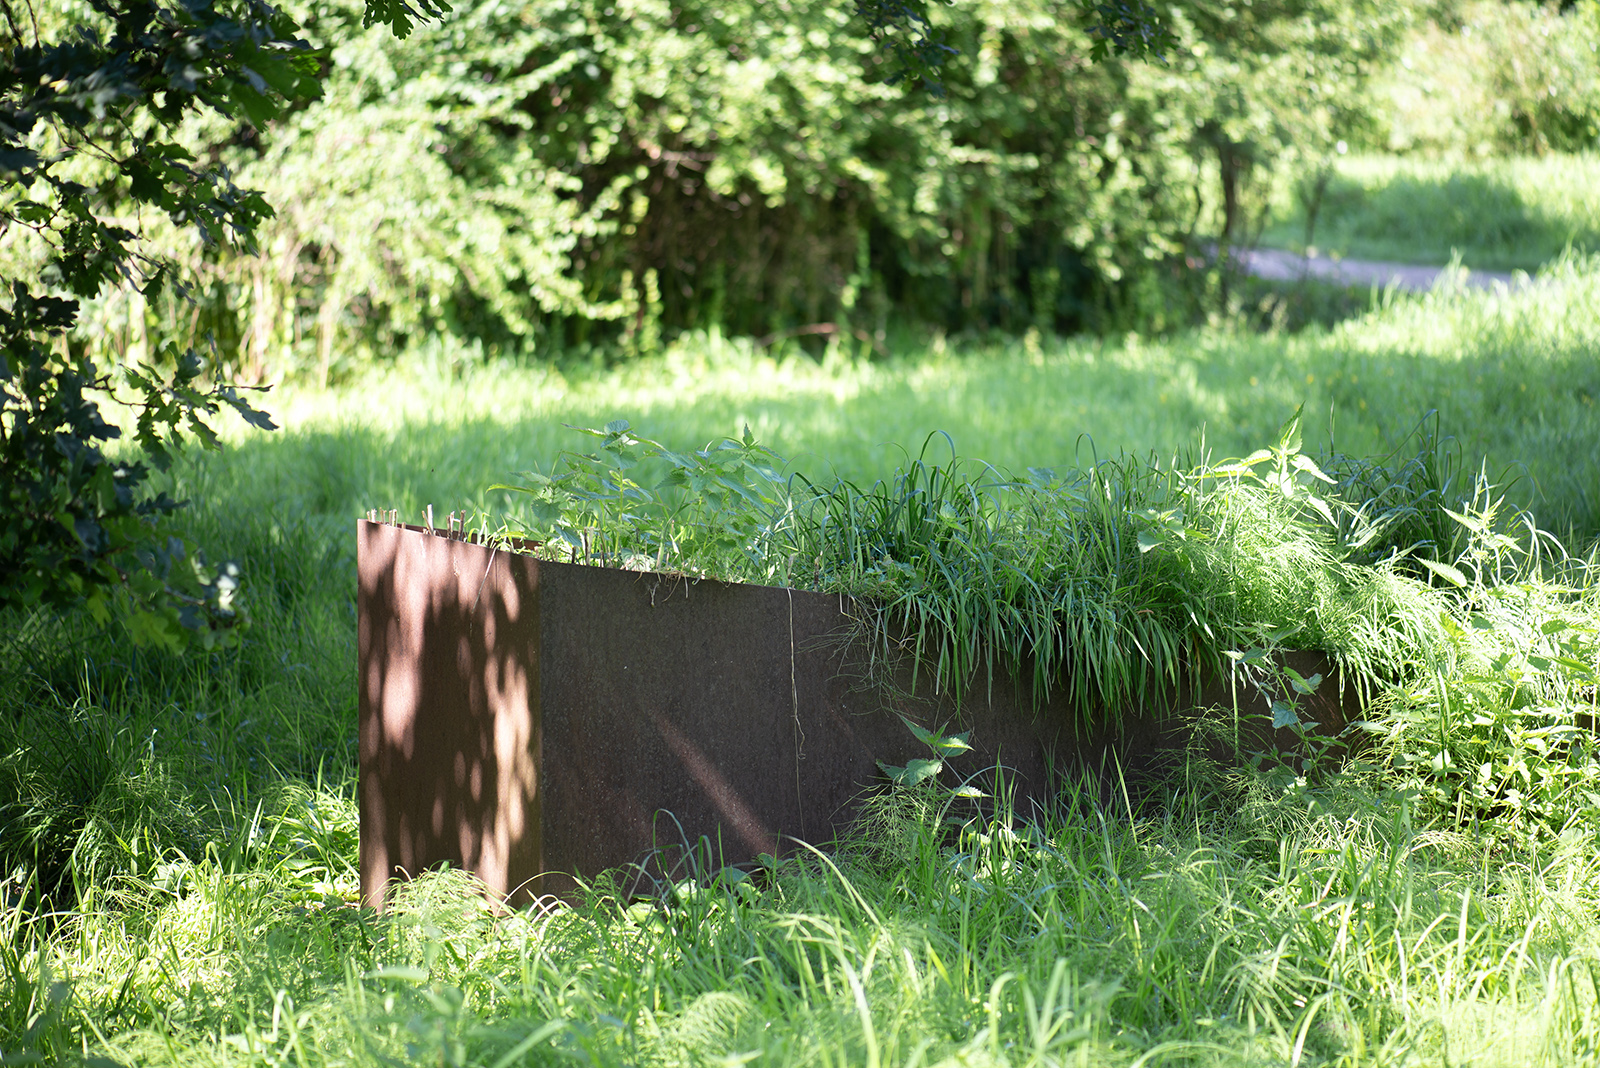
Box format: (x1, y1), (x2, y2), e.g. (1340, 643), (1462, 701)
(491, 419), (795, 578)
(490, 410), (1474, 737)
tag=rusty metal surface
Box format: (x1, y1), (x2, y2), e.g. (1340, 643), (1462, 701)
(359, 520), (1360, 908)
(358, 522), (542, 908)
(534, 566), (1073, 899)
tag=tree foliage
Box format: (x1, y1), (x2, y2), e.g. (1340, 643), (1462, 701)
(0, 0), (1043, 643)
(1370, 0), (1600, 157)
(0, 0), (329, 646)
(0, 0), (1414, 644)
(32, 0), (1412, 383)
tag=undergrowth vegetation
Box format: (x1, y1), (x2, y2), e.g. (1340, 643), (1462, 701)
(1369, 0), (1600, 159)
(3, 201), (1600, 1068)
(7, 388), (1599, 1063)
(5, 711), (1600, 1065)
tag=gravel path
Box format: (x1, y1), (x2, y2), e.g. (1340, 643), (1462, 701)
(1237, 248), (1524, 292)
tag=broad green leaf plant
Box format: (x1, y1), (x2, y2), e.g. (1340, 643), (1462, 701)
(492, 419), (796, 581)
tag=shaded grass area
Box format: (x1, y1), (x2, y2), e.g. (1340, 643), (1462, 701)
(2, 255), (1599, 1065)
(1261, 154), (1600, 272)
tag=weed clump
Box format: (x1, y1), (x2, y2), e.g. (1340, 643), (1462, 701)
(493, 411), (1457, 735)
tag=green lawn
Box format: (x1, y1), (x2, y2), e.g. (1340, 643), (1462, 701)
(4, 254), (1600, 1066)
(1260, 154), (1600, 272)
(212, 250), (1600, 542)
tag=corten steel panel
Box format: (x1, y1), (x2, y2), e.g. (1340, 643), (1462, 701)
(359, 521), (1362, 909)
(534, 565), (1076, 899)
(359, 522), (542, 908)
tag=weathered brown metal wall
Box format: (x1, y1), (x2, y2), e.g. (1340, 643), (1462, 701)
(358, 522), (545, 906)
(359, 521), (1361, 908)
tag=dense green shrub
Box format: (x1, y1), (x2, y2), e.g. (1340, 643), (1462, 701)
(37, 0), (1415, 379)
(1370, 0), (1600, 157)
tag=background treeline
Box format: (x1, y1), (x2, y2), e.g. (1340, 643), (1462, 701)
(31, 0), (1600, 380)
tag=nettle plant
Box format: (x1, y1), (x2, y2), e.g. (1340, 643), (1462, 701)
(491, 419), (797, 581)
(1382, 489), (1600, 846)
(855, 714), (995, 884)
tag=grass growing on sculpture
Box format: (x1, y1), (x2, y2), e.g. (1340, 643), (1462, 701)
(488, 410), (1457, 737)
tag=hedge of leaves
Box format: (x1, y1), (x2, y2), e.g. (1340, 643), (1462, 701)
(32, 0), (1416, 379)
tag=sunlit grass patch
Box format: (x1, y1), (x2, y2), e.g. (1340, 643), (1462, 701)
(192, 252), (1600, 542)
(1263, 153), (1600, 271)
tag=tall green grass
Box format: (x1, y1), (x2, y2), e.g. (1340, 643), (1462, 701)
(6, 752), (1600, 1066)
(1261, 154), (1600, 271)
(2, 246), (1598, 1066)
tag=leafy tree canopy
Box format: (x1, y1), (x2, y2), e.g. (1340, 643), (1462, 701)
(0, 0), (335, 647)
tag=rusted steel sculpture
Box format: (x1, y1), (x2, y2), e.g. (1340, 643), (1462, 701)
(358, 520), (1360, 908)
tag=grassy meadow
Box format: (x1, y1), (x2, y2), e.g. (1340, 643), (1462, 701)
(221, 250), (1600, 542)
(5, 224), (1600, 1063)
(1259, 154), (1600, 272)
